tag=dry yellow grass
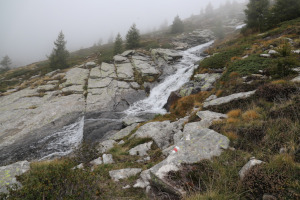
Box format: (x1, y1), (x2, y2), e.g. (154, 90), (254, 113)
(216, 89), (223, 97)
(227, 109), (242, 118)
(271, 80), (286, 85)
(224, 131), (239, 141)
(226, 117), (240, 124)
(242, 110), (260, 121)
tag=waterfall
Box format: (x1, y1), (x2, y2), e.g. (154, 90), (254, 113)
(38, 116), (85, 160)
(125, 40), (214, 115)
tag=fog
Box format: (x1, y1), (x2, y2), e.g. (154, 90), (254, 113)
(0, 0), (246, 67)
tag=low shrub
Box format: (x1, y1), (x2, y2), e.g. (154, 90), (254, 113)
(256, 82), (298, 102)
(227, 109), (242, 118)
(6, 159), (98, 200)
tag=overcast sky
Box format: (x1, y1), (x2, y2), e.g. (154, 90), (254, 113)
(0, 0), (246, 67)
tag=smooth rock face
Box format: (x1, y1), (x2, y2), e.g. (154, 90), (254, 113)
(203, 90), (256, 108)
(196, 110), (227, 128)
(239, 158), (264, 179)
(123, 116), (146, 126)
(116, 63), (134, 81)
(132, 59), (160, 76)
(61, 67), (89, 87)
(109, 168), (142, 182)
(131, 121), (183, 150)
(129, 141), (153, 156)
(150, 127), (229, 179)
(0, 161), (30, 193)
(62, 85), (84, 94)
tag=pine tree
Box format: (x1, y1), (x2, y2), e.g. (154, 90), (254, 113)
(271, 0), (300, 24)
(0, 55), (12, 70)
(244, 0), (270, 32)
(171, 15), (184, 34)
(205, 2), (214, 16)
(49, 31), (69, 70)
(126, 24), (140, 49)
(114, 33), (123, 55)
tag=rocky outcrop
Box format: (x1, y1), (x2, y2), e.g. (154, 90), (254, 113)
(203, 90), (256, 108)
(129, 141), (153, 156)
(0, 161), (30, 193)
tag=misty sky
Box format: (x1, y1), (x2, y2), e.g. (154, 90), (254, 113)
(0, 0), (245, 67)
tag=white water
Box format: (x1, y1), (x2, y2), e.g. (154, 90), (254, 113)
(125, 40), (214, 115)
(38, 116), (85, 160)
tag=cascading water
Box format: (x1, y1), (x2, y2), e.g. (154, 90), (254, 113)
(125, 40), (214, 115)
(36, 41), (213, 160)
(38, 116), (85, 160)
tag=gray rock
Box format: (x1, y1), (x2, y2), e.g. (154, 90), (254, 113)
(193, 73), (221, 91)
(45, 69), (60, 77)
(205, 95), (217, 102)
(150, 128), (229, 180)
(196, 110), (227, 128)
(85, 62), (97, 67)
(118, 140), (125, 145)
(132, 55), (150, 61)
(123, 116), (146, 126)
(100, 63), (116, 78)
(90, 157), (103, 166)
(129, 141), (153, 156)
(62, 85), (84, 94)
(130, 82), (140, 89)
(121, 50), (135, 57)
(61, 67), (89, 87)
(109, 123), (138, 140)
(0, 161), (30, 193)
(37, 84), (56, 92)
(98, 140), (116, 153)
(239, 158), (264, 180)
(114, 55), (128, 63)
(109, 168), (142, 182)
(122, 185), (131, 189)
(151, 49), (182, 61)
(203, 90), (256, 108)
(292, 49), (300, 54)
(268, 50), (278, 55)
(291, 75), (300, 83)
(263, 194), (277, 200)
(134, 170), (151, 188)
(131, 121), (182, 150)
(72, 163), (84, 170)
(116, 63), (134, 81)
(88, 77), (112, 89)
(117, 81), (130, 89)
(102, 154), (114, 164)
(132, 59), (160, 76)
(260, 54), (271, 58)
(47, 80), (59, 85)
(89, 67), (102, 79)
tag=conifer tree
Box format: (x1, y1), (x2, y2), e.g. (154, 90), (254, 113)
(244, 0), (270, 31)
(0, 55), (12, 70)
(49, 31), (69, 70)
(114, 33), (123, 55)
(271, 0), (300, 24)
(171, 15), (184, 34)
(126, 24), (140, 49)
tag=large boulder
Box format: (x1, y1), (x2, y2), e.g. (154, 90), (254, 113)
(151, 49), (182, 62)
(116, 63), (134, 81)
(61, 67), (89, 87)
(150, 126), (229, 180)
(196, 110), (227, 128)
(132, 59), (160, 77)
(0, 161), (30, 193)
(131, 120), (184, 150)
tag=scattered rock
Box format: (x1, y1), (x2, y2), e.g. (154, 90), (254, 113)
(292, 49), (300, 54)
(279, 147), (287, 154)
(203, 90), (256, 108)
(98, 140), (116, 153)
(121, 50), (135, 57)
(72, 163), (84, 170)
(102, 154), (114, 164)
(109, 168), (142, 182)
(291, 75), (300, 83)
(260, 54), (271, 58)
(263, 194), (277, 200)
(0, 161), (30, 193)
(114, 55), (128, 63)
(268, 50), (278, 55)
(205, 95), (217, 102)
(118, 140), (125, 145)
(85, 62), (97, 67)
(90, 157), (102, 166)
(239, 158), (264, 180)
(129, 141), (153, 156)
(122, 185), (131, 189)
(196, 110), (227, 128)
